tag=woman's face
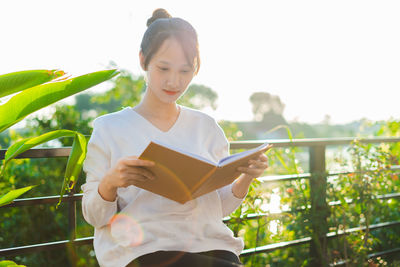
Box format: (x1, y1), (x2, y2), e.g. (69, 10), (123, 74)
(140, 37), (195, 104)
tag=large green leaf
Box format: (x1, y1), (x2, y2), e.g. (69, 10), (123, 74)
(0, 130), (89, 208)
(0, 69), (119, 132)
(0, 69), (65, 99)
(0, 130), (76, 177)
(57, 132), (88, 207)
(0, 260), (25, 266)
(0, 260), (25, 267)
(0, 185), (37, 207)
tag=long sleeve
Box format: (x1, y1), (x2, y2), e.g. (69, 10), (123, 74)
(212, 120), (246, 217)
(81, 118), (118, 229)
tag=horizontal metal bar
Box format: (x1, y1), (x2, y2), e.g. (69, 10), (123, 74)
(223, 193), (400, 222)
(367, 247), (400, 259)
(0, 193), (83, 208)
(245, 165), (400, 184)
(0, 147), (72, 159)
(240, 236), (311, 256)
(2, 137), (399, 159)
(331, 247), (400, 266)
(329, 192), (400, 206)
(230, 137), (400, 149)
(240, 221), (400, 257)
(328, 165), (400, 176)
(1, 221), (398, 258)
(0, 237), (93, 257)
(326, 221), (400, 238)
(258, 173), (311, 182)
(257, 165), (400, 182)
(3, 190), (399, 211)
(258, 165), (400, 184)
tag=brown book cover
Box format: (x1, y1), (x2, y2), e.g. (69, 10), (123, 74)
(136, 140), (272, 204)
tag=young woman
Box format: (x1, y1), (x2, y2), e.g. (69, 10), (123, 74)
(81, 8), (269, 267)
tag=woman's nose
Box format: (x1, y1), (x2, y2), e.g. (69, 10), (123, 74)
(166, 72), (179, 88)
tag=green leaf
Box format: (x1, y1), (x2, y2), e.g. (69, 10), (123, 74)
(275, 151), (290, 172)
(0, 69), (119, 132)
(0, 69), (65, 99)
(266, 124), (293, 140)
(0, 128), (89, 208)
(57, 132), (88, 208)
(0, 260), (26, 267)
(0, 130), (76, 177)
(0, 185), (37, 207)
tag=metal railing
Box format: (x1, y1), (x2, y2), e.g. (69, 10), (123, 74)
(1, 137), (400, 266)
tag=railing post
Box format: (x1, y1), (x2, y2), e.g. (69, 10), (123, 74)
(68, 190), (76, 240)
(67, 189), (78, 267)
(309, 145), (329, 267)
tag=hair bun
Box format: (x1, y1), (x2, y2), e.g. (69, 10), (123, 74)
(146, 8), (172, 27)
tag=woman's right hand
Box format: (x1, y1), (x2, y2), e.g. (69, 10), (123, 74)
(98, 156), (156, 201)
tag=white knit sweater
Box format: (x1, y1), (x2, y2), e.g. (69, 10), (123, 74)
(81, 105), (245, 267)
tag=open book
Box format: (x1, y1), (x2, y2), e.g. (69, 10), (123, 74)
(136, 140), (272, 204)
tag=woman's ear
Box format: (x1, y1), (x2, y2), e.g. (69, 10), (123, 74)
(139, 51), (146, 71)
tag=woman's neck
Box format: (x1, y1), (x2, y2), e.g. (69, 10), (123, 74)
(134, 89), (180, 120)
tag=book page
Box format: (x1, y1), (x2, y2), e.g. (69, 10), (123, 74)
(151, 140), (217, 165)
(218, 141), (270, 166)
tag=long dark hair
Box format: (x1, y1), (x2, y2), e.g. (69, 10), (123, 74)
(140, 8), (201, 75)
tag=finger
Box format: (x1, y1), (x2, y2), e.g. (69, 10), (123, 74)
(125, 158), (156, 167)
(126, 168), (156, 180)
(256, 153), (268, 161)
(119, 176), (148, 187)
(128, 175), (148, 183)
(136, 175), (150, 182)
(252, 151), (268, 160)
(237, 167), (261, 176)
(249, 159), (268, 169)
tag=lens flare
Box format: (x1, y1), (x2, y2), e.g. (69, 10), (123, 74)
(109, 213), (144, 247)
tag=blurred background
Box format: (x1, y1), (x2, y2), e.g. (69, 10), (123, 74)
(1, 0), (400, 127)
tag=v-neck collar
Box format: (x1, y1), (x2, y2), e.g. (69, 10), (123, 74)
(127, 105), (184, 134)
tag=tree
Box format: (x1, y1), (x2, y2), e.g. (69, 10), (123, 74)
(178, 84), (218, 110)
(249, 92), (285, 121)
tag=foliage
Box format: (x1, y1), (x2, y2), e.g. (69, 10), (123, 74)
(225, 126), (312, 266)
(177, 84), (218, 110)
(228, 123), (400, 266)
(328, 136), (400, 266)
(0, 69), (64, 99)
(0, 185), (37, 207)
(0, 69), (118, 266)
(0, 108), (96, 266)
(89, 69), (145, 114)
(0, 260), (25, 266)
(218, 120), (242, 141)
(0, 69), (119, 207)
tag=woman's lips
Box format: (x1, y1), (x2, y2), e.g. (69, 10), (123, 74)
(163, 89), (179, 95)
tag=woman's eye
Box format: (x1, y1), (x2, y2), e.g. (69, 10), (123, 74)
(158, 67), (168, 71)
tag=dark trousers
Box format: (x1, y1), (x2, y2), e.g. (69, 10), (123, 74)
(126, 250), (244, 267)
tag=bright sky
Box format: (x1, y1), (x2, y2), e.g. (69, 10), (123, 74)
(1, 0), (399, 124)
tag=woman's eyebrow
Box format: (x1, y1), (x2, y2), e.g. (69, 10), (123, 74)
(158, 60), (191, 67)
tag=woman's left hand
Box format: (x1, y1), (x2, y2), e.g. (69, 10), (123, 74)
(237, 153), (269, 180)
